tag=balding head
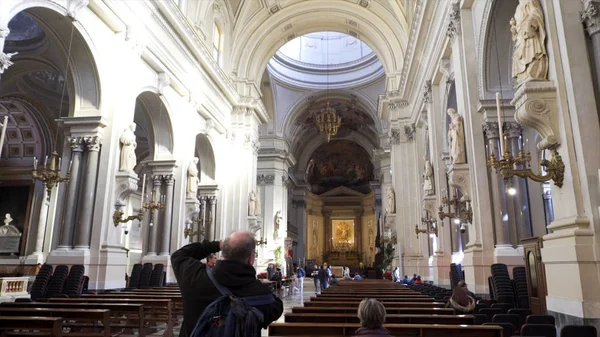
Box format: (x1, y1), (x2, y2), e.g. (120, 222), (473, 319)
(221, 231), (256, 265)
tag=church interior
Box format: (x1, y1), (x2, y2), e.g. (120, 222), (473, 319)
(0, 0), (599, 335)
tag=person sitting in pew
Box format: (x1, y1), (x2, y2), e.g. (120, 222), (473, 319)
(401, 275), (410, 284)
(446, 281), (476, 314)
(352, 298), (393, 337)
(329, 274), (339, 286)
(414, 275), (423, 285)
(171, 231), (283, 337)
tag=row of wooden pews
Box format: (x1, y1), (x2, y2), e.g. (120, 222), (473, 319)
(268, 279), (504, 337)
(0, 285), (182, 337)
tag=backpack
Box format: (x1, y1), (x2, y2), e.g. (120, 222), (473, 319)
(297, 268), (305, 278)
(190, 268), (276, 337)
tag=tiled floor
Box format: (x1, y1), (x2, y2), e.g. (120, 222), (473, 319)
(261, 281), (317, 336)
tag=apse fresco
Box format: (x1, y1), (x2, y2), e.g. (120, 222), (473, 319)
(306, 140), (374, 194)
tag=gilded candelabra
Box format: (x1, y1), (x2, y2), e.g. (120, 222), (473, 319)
(415, 214), (438, 237)
(315, 102), (342, 142)
(184, 215), (205, 239)
(487, 148), (565, 188)
(32, 151), (70, 194)
(438, 191), (472, 224)
(143, 197), (164, 227)
(256, 237), (268, 246)
(112, 208), (144, 228)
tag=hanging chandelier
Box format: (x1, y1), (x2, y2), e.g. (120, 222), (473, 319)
(315, 102), (341, 142)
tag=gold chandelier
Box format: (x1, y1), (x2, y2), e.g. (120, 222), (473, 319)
(315, 102), (341, 142)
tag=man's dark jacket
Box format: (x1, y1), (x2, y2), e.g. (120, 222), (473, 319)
(171, 240), (284, 337)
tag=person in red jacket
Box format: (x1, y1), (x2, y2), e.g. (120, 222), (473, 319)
(171, 231), (283, 337)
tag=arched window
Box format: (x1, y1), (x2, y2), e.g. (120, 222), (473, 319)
(212, 22), (221, 62)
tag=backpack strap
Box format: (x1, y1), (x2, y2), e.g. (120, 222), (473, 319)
(206, 267), (232, 296)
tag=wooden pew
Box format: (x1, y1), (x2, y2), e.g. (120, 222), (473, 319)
(0, 308), (111, 337)
(310, 296), (435, 302)
(0, 302), (145, 336)
(285, 313), (474, 325)
(0, 316), (63, 337)
(303, 301), (445, 308)
(81, 293), (183, 316)
(316, 293), (428, 298)
(47, 298), (172, 337)
(291, 306), (455, 315)
(268, 323), (503, 337)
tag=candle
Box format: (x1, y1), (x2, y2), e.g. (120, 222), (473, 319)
(68, 159), (73, 173)
(58, 158), (62, 170)
(44, 155), (48, 168)
(496, 93), (505, 155)
(140, 174), (146, 208)
(33, 157), (37, 170)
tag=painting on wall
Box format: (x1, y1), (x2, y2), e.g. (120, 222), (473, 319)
(306, 140), (374, 194)
(331, 219), (355, 251)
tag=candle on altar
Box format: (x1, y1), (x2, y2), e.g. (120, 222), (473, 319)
(140, 174), (146, 208)
(496, 93), (505, 155)
(33, 157), (38, 170)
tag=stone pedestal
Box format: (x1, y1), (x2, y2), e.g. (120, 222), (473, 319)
(447, 163), (471, 200)
(494, 245), (524, 277)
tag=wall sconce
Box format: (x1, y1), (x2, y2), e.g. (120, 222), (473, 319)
(113, 208), (144, 230)
(438, 190), (472, 224)
(256, 237), (268, 246)
(487, 147), (564, 188)
(184, 215), (205, 239)
(415, 213), (438, 237)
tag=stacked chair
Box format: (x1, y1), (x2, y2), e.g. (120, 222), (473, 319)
(513, 266), (530, 308)
(62, 265), (85, 298)
(149, 263), (165, 287)
(138, 262), (153, 289)
(490, 263), (515, 305)
(30, 264), (53, 301)
(127, 263), (143, 289)
(45, 265), (69, 298)
(449, 263), (464, 289)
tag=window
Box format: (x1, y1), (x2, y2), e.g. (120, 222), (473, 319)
(212, 22), (221, 61)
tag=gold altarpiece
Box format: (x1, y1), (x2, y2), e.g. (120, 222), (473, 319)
(305, 186), (376, 267)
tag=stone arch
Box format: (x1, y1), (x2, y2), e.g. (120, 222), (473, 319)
(194, 133), (216, 184)
(4, 4), (101, 115)
(478, 0), (519, 99)
(132, 91), (174, 171)
(231, 1), (408, 93)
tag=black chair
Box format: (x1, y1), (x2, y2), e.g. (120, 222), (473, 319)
(483, 322), (514, 337)
(128, 263), (143, 289)
(526, 314), (556, 326)
(46, 265), (69, 298)
(138, 263), (153, 289)
(472, 314), (489, 325)
(521, 324), (556, 337)
(491, 302), (514, 313)
(30, 264), (53, 301)
(508, 308), (532, 329)
(493, 314), (521, 335)
(560, 325), (597, 337)
(63, 265), (85, 298)
(479, 308), (504, 321)
(150, 264), (165, 287)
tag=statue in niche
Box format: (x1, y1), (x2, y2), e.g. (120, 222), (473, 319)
(119, 123), (137, 172)
(273, 210), (282, 240)
(248, 191), (257, 216)
(447, 108), (466, 164)
(186, 157), (199, 199)
(0, 213), (18, 236)
(386, 187), (396, 214)
(423, 156), (435, 196)
(510, 0), (548, 87)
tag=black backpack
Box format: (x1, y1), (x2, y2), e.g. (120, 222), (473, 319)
(190, 268), (276, 337)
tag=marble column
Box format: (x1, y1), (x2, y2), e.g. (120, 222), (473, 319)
(199, 197), (207, 242)
(354, 209), (364, 255)
(504, 122), (532, 244)
(483, 122), (510, 246)
(208, 196), (217, 240)
(294, 199), (307, 264)
(323, 210), (332, 253)
(58, 137), (84, 249)
(160, 175), (174, 255)
(582, 0), (600, 120)
(74, 136), (101, 249)
(147, 176), (162, 255)
(32, 186), (49, 256)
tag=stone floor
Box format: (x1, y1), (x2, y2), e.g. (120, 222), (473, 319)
(260, 281), (316, 335)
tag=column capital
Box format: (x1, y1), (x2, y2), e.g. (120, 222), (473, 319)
(581, 1), (600, 36)
(69, 136), (86, 152)
(504, 122), (522, 139)
(153, 175), (163, 186)
(390, 125), (415, 144)
(446, 2), (461, 40)
(257, 174), (275, 185)
(162, 174), (175, 185)
(423, 80), (432, 104)
(483, 122), (500, 140)
(84, 136), (101, 151)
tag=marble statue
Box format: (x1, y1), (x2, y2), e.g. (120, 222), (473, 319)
(0, 52), (17, 75)
(510, 0), (548, 87)
(119, 123), (137, 172)
(0, 213), (17, 236)
(187, 157), (199, 198)
(447, 108), (466, 164)
(248, 190), (257, 216)
(386, 187), (396, 214)
(274, 210), (282, 239)
(423, 156), (434, 196)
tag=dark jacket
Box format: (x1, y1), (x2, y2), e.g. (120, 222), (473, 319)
(353, 327), (394, 336)
(171, 240), (284, 337)
(318, 268), (328, 283)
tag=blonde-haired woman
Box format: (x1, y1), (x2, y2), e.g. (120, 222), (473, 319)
(353, 298), (393, 336)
